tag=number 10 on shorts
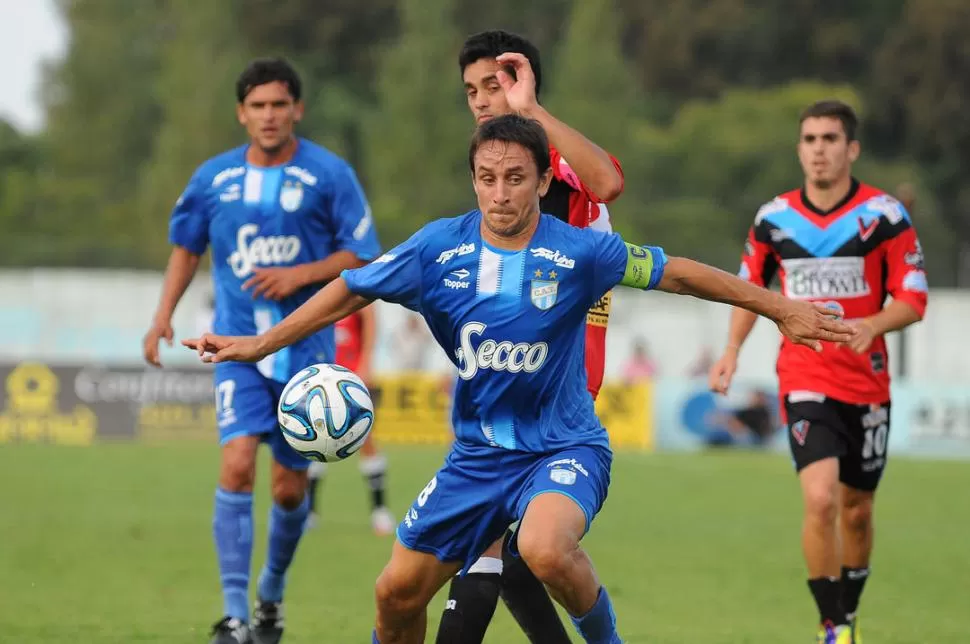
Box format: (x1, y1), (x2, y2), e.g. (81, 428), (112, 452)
(862, 424), (888, 460)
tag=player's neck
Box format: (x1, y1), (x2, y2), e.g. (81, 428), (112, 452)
(803, 173), (853, 213)
(481, 214), (540, 251)
(246, 137), (298, 167)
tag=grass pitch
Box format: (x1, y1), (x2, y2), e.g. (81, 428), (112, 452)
(0, 443), (966, 642)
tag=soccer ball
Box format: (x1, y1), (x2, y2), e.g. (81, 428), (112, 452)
(277, 364), (374, 462)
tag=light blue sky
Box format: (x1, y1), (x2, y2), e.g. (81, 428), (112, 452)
(1, 0), (67, 132)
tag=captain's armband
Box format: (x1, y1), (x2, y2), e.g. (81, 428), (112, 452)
(620, 243), (667, 291)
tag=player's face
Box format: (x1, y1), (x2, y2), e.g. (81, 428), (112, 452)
(463, 58), (513, 125)
(798, 117), (860, 189)
(236, 81), (304, 153)
(473, 140), (553, 239)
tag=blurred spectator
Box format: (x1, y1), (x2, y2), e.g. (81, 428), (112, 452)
(621, 339), (658, 384)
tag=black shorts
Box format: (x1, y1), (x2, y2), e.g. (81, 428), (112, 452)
(784, 393), (891, 492)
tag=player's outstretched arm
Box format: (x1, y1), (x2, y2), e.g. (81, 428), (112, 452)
(183, 278), (371, 364)
(143, 246), (201, 367)
(657, 256), (857, 352)
(497, 52), (622, 202)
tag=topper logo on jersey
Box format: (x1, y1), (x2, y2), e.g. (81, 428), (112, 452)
(228, 224), (302, 278)
(781, 257), (870, 300)
(455, 322), (548, 380)
(219, 184), (241, 203)
(443, 268), (471, 290)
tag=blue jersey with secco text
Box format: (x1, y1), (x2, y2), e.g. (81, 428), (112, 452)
(342, 211), (666, 453)
(170, 138), (381, 382)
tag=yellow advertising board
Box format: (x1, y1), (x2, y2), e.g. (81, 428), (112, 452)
(0, 362), (654, 452)
(371, 373), (452, 444)
(371, 374), (653, 451)
(0, 363), (97, 445)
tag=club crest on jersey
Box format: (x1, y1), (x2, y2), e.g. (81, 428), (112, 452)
(530, 269), (559, 310)
(549, 468), (577, 486)
(791, 420), (810, 446)
(279, 180), (304, 213)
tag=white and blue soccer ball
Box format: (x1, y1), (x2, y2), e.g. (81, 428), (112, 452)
(277, 364), (375, 462)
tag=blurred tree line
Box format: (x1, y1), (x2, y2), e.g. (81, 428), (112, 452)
(1, 0), (968, 284)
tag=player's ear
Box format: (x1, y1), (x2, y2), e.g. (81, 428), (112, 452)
(236, 103), (247, 126)
(848, 139), (861, 163)
(471, 169), (483, 197)
(293, 100), (305, 123)
(537, 166), (553, 198)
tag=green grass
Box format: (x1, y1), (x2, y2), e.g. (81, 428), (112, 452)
(0, 443), (967, 642)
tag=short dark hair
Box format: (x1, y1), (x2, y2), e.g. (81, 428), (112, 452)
(468, 113), (550, 175)
(459, 30), (543, 98)
(236, 58), (302, 103)
(799, 100), (859, 141)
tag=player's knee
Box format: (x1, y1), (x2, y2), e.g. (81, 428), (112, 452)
(219, 451), (256, 492)
(842, 496), (873, 533)
(803, 484), (839, 523)
(517, 529), (575, 585)
(271, 473), (307, 510)
(375, 567), (424, 619)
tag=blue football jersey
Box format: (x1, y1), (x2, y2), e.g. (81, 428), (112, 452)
(170, 138), (381, 382)
(342, 211), (666, 453)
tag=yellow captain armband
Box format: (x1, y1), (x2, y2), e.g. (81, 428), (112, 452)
(620, 243), (667, 290)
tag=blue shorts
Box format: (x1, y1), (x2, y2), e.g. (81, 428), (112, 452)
(397, 442), (612, 573)
(214, 363), (309, 471)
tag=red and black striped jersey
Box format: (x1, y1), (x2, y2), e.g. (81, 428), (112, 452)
(739, 180), (927, 403)
(540, 145), (620, 233)
(539, 145), (624, 399)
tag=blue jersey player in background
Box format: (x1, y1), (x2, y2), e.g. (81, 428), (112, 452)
(184, 114), (855, 644)
(143, 58), (381, 644)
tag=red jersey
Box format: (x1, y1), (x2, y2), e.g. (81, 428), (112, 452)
(335, 311), (363, 371)
(541, 145), (624, 400)
(739, 180), (928, 404)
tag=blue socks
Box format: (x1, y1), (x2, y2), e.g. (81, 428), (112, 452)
(213, 488), (254, 621)
(257, 493), (310, 602)
(570, 586), (622, 644)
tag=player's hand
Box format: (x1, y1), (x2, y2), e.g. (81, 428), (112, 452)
(708, 349), (738, 395)
(143, 318), (174, 367)
(182, 333), (270, 364)
(775, 301), (858, 352)
(243, 266), (308, 300)
(495, 52), (539, 115)
(847, 318), (878, 354)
